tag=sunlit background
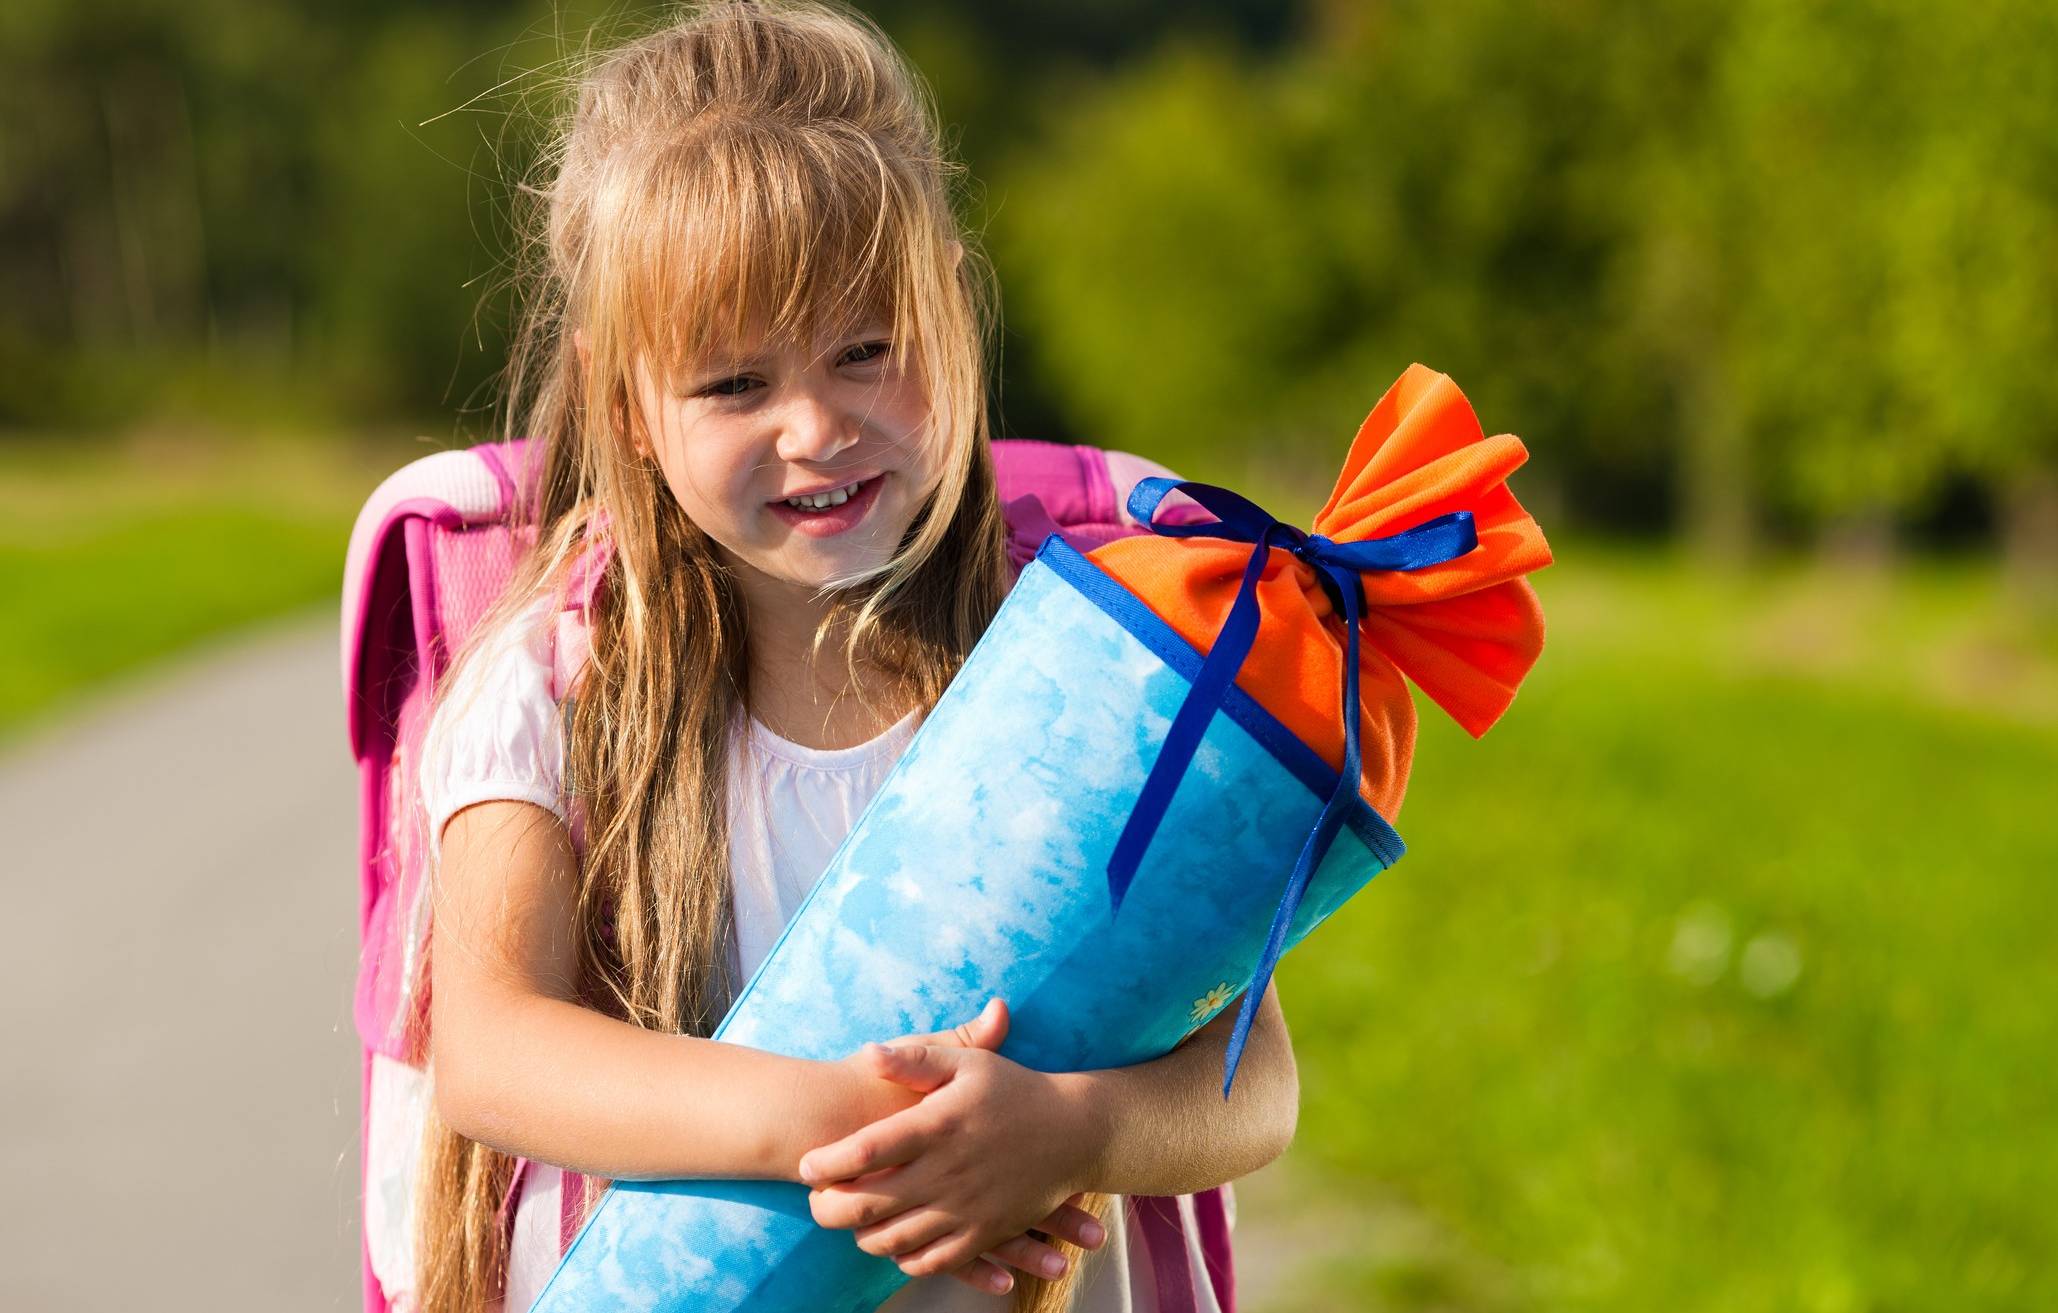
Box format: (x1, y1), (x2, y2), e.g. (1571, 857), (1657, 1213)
(3, 2), (2051, 1310)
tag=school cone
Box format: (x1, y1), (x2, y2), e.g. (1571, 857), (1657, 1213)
(530, 365), (1551, 1312)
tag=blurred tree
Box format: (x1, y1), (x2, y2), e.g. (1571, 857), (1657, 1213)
(990, 37), (1334, 489)
(990, 3), (1663, 523)
(302, 8), (528, 421)
(0, 0), (257, 424)
(1590, 0), (1763, 566)
(1647, 0), (2058, 596)
(1668, 0), (1974, 571)
(1872, 0), (2058, 605)
(858, 0), (1316, 448)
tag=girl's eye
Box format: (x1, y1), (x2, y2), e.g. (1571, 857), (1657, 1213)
(701, 375), (761, 399)
(693, 341), (887, 397)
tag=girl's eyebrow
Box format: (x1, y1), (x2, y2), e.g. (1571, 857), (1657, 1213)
(688, 324), (889, 376)
(678, 347), (760, 380)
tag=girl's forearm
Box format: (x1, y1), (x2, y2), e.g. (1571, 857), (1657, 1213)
(432, 984), (917, 1183)
(1056, 981), (1298, 1198)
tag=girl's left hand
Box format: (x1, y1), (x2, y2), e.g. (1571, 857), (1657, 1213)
(799, 1003), (1103, 1282)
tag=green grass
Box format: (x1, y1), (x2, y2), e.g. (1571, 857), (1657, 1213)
(0, 427), (435, 745)
(1272, 542), (2057, 1312)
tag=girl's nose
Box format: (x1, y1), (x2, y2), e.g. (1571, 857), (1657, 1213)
(773, 385), (862, 465)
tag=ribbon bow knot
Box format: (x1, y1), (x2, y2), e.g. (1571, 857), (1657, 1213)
(1105, 476), (1478, 1096)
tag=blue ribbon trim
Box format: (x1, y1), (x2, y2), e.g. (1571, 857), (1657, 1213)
(1104, 478), (1478, 1097)
(1035, 535), (1406, 867)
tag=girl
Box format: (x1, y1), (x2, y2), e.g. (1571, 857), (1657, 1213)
(400, 3), (1299, 1309)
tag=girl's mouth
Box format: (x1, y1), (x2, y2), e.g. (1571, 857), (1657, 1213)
(766, 474), (884, 538)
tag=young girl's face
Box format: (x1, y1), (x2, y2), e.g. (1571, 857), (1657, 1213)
(627, 316), (941, 600)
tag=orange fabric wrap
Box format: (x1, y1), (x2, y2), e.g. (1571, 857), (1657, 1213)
(1086, 364), (1552, 824)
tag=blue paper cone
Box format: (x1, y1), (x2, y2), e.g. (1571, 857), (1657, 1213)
(530, 534), (1404, 1311)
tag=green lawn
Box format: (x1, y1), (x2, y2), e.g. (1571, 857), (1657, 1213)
(5, 437), (2050, 1310)
(0, 429), (432, 745)
(1269, 546), (2057, 1312)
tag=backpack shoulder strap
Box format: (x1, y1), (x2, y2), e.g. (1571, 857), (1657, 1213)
(550, 511), (611, 706)
(992, 437), (1196, 569)
(992, 438), (1122, 529)
(1130, 1188), (1238, 1313)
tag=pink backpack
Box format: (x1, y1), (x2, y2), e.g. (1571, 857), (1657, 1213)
(341, 437), (1236, 1313)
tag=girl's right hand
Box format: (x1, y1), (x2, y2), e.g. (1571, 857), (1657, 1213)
(830, 999), (1107, 1297)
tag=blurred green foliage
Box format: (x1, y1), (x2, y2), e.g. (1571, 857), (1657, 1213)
(0, 0), (552, 433)
(5, 1), (2053, 573)
(990, 0), (2058, 569)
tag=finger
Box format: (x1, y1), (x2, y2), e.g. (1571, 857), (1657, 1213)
(953, 997), (1008, 1050)
(889, 997), (1008, 1052)
(806, 1167), (935, 1231)
(1032, 1200), (1109, 1251)
(891, 1226), (985, 1280)
(853, 1206), (956, 1263)
(945, 1256), (1015, 1295)
(797, 1105), (938, 1185)
(882, 1010), (983, 1050)
(858, 1042), (959, 1094)
(985, 1232), (1072, 1281)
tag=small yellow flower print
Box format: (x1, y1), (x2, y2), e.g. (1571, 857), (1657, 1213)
(1190, 981), (1234, 1023)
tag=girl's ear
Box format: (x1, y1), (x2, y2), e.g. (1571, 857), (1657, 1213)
(947, 239), (964, 271)
(580, 327), (655, 462)
(626, 402), (654, 462)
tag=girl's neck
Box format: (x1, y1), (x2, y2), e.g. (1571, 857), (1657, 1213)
(734, 563), (912, 751)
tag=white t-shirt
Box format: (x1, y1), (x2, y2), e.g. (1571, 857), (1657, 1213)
(370, 589), (1227, 1312)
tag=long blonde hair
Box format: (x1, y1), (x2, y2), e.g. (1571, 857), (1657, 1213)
(407, 4), (1110, 1309)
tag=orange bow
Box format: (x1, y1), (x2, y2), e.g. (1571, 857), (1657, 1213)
(1088, 364), (1552, 823)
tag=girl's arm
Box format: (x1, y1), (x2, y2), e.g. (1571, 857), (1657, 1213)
(1059, 978), (1298, 1198)
(429, 798), (911, 1182)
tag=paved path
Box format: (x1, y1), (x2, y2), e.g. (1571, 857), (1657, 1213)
(0, 606), (362, 1310)
(0, 606), (1344, 1310)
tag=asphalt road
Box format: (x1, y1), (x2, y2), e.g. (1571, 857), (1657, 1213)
(0, 605), (362, 1310)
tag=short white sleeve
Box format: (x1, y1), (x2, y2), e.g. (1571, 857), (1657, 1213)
(417, 591), (570, 865)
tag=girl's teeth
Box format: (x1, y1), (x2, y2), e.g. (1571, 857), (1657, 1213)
(785, 480), (863, 510)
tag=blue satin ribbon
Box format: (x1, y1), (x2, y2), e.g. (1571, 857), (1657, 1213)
(1104, 478), (1478, 1097)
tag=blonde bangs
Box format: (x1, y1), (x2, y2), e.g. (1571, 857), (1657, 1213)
(611, 121), (929, 400)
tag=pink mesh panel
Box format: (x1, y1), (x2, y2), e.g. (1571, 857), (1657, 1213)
(427, 522), (527, 668)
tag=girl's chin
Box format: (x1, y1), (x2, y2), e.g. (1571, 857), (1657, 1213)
(736, 538), (904, 596)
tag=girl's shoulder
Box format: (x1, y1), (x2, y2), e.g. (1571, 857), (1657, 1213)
(437, 585), (564, 723)
(418, 584), (571, 861)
